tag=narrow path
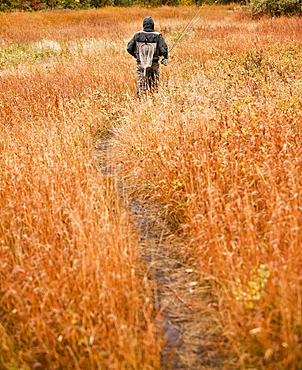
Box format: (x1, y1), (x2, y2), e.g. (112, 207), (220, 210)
(94, 132), (224, 370)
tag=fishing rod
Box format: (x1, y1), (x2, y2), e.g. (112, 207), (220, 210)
(161, 0), (219, 65)
(168, 0), (207, 54)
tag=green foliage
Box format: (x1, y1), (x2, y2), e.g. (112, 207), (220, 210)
(0, 0), (236, 10)
(0, 0), (20, 11)
(1, 0), (300, 17)
(90, 0), (111, 7)
(248, 0), (302, 16)
(0, 0), (92, 10)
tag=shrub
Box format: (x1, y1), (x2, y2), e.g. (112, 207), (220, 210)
(248, 0), (302, 16)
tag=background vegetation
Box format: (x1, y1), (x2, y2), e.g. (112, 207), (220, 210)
(1, 0), (301, 18)
(1, 5), (302, 370)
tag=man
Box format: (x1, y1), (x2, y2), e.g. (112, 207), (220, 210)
(127, 16), (168, 95)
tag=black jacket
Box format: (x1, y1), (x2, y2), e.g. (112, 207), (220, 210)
(127, 16), (168, 63)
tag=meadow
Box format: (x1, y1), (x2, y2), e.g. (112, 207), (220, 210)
(1, 5), (302, 369)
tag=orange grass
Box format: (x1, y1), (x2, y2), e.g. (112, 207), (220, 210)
(0, 11), (160, 369)
(113, 8), (302, 370)
(1, 5), (302, 370)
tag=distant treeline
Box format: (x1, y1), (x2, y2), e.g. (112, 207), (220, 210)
(0, 0), (234, 11)
(0, 0), (301, 16)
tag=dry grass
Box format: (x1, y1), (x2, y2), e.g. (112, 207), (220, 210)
(1, 5), (302, 370)
(0, 10), (160, 370)
(113, 8), (302, 370)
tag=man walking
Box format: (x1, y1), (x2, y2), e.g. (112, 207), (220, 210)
(127, 16), (168, 96)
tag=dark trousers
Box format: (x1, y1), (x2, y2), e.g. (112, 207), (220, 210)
(136, 62), (159, 95)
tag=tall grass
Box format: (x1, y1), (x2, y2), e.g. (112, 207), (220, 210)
(114, 9), (302, 370)
(0, 14), (159, 369)
(1, 5), (302, 369)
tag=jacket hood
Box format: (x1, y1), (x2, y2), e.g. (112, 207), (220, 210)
(143, 16), (154, 30)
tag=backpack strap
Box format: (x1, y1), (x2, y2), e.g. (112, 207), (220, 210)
(155, 33), (160, 57)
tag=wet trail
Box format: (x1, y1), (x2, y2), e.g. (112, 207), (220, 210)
(95, 132), (224, 370)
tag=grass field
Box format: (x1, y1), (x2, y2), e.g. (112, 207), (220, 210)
(1, 5), (302, 370)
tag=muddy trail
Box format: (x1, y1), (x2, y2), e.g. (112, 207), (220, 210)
(95, 132), (224, 370)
